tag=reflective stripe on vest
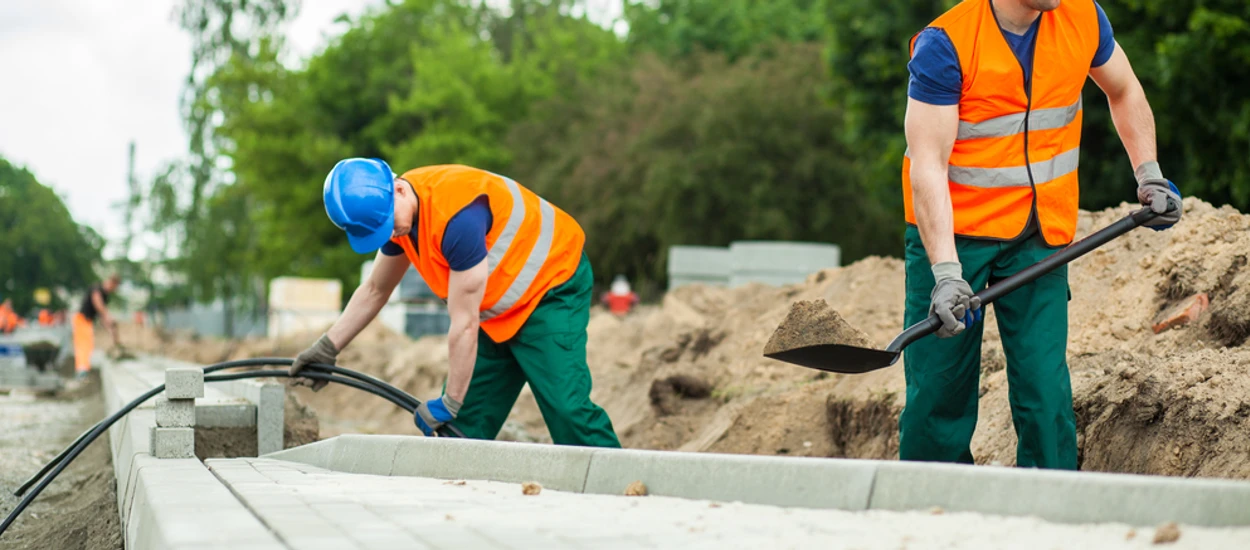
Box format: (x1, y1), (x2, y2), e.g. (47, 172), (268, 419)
(949, 147), (1080, 188)
(481, 177), (557, 320)
(957, 98), (1082, 140)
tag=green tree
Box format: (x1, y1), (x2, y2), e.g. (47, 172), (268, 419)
(509, 43), (887, 286)
(214, 0), (625, 296)
(1080, 0), (1250, 210)
(625, 0), (826, 60)
(0, 156), (103, 314)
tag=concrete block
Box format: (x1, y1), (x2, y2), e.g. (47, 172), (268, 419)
(155, 397), (195, 427)
(255, 382), (284, 455)
(869, 461), (1250, 527)
(194, 400), (256, 428)
(583, 448), (878, 509)
(150, 427), (195, 459)
(164, 367), (203, 399)
(218, 378), (285, 455)
(389, 436), (597, 492)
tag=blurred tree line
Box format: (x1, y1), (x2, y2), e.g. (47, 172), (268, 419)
(141, 0), (1250, 308)
(0, 157), (103, 314)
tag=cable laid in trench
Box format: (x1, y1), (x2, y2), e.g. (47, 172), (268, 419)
(2, 365), (458, 538)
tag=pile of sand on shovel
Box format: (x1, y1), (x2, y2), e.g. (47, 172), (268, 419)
(763, 299), (873, 355)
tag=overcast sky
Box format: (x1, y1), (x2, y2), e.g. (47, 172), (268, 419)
(0, 0), (379, 257)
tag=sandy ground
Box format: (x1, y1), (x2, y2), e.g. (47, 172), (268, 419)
(0, 374), (122, 550)
(124, 198), (1250, 481)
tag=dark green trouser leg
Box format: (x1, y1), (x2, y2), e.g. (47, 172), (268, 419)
(453, 254), (620, 447)
(991, 242), (1076, 469)
(511, 255), (620, 448)
(900, 226), (992, 464)
(899, 226), (1076, 469)
(453, 331), (527, 440)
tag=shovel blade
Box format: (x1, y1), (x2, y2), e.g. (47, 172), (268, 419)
(764, 343), (901, 374)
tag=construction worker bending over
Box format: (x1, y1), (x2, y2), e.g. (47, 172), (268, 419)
(901, 0), (1180, 468)
(292, 161), (621, 447)
(73, 275), (122, 378)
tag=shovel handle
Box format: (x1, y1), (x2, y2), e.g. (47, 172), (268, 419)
(885, 207), (1159, 353)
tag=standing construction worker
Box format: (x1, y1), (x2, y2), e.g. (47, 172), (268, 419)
(901, 0), (1180, 469)
(73, 275), (122, 378)
(291, 161), (620, 447)
(0, 299), (18, 334)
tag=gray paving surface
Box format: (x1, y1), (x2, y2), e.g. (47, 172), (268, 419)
(206, 457), (1250, 550)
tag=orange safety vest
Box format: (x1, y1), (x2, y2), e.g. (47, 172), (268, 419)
(390, 165), (585, 343)
(902, 0), (1100, 246)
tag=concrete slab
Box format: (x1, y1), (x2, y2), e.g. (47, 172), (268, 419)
(164, 366), (204, 399)
(387, 436), (597, 492)
(265, 436), (334, 468)
(127, 455), (282, 549)
(208, 456), (1250, 549)
(869, 461), (1250, 527)
(583, 448), (879, 510)
(194, 398), (256, 428)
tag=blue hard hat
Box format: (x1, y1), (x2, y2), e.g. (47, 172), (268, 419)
(323, 158), (396, 253)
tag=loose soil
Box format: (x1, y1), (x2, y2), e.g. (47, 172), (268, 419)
(124, 198), (1250, 480)
(0, 373), (122, 550)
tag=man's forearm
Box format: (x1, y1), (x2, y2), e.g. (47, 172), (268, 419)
(444, 319), (478, 402)
(911, 161), (959, 265)
(326, 283), (389, 349)
(1107, 81), (1158, 172)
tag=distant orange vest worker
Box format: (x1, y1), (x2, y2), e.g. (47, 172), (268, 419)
(901, 0), (1099, 246)
(389, 165), (585, 343)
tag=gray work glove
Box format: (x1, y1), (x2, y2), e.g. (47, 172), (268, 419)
(289, 334), (338, 391)
(929, 262), (982, 339)
(1134, 161), (1182, 229)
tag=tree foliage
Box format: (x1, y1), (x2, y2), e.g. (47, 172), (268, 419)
(0, 157), (103, 314)
(138, 0), (1250, 301)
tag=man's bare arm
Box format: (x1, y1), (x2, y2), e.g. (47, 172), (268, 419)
(325, 251), (409, 349)
(444, 259), (488, 403)
(1090, 43), (1157, 175)
(905, 97), (961, 264)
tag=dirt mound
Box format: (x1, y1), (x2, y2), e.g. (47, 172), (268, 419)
(764, 299), (871, 354)
(132, 198), (1250, 480)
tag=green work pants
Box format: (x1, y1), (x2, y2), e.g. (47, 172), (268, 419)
(454, 254), (621, 448)
(899, 226), (1076, 469)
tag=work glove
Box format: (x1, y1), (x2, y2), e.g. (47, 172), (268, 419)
(1135, 161), (1182, 231)
(929, 262), (982, 339)
(289, 334), (338, 391)
(415, 395), (461, 436)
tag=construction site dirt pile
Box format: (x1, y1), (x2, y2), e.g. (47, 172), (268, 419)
(132, 198), (1250, 479)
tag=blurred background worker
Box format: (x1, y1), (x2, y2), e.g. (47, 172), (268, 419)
(0, 298), (18, 334)
(73, 274), (122, 378)
(601, 274), (639, 317)
(291, 160), (620, 448)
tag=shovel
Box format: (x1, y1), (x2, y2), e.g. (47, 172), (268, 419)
(765, 207), (1160, 374)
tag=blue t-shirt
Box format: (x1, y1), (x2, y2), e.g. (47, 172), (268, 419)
(380, 196), (493, 272)
(908, 2), (1116, 105)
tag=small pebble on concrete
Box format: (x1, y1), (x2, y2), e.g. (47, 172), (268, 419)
(1153, 521), (1181, 544)
(521, 481), (542, 495)
(625, 481), (648, 496)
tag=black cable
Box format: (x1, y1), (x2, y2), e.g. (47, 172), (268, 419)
(2, 364), (460, 537)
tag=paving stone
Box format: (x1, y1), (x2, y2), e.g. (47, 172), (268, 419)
(155, 397), (195, 427)
(164, 366), (204, 399)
